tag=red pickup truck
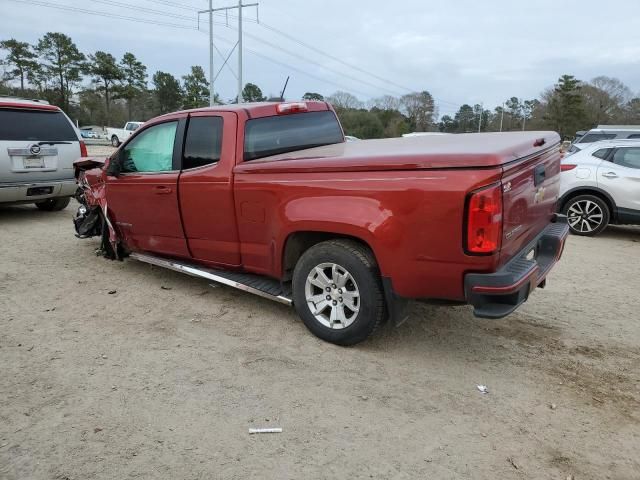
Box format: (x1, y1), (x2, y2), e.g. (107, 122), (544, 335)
(74, 101), (569, 345)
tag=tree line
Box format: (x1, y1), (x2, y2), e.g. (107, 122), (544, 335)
(1, 32), (240, 127)
(439, 75), (640, 139)
(2, 33), (639, 138)
(318, 75), (640, 140)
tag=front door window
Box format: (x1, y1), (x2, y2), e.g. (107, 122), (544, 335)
(122, 121), (177, 173)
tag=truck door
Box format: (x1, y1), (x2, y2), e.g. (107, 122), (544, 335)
(178, 111), (241, 267)
(106, 118), (190, 258)
(597, 146), (640, 220)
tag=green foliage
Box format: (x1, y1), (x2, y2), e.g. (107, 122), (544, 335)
(455, 104), (475, 132)
(543, 75), (587, 139)
(88, 51), (123, 124)
(0, 39), (38, 93)
(338, 109), (384, 139)
(400, 91), (436, 131)
(327, 91), (363, 110)
(302, 92), (324, 101)
(182, 66), (210, 109)
(152, 71), (183, 114)
(118, 52), (147, 120)
(370, 106), (410, 137)
(35, 32), (86, 110)
(438, 115), (456, 133)
(242, 82), (266, 102)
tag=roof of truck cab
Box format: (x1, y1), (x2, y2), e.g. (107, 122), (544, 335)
(235, 131), (561, 173)
(0, 98), (60, 111)
(164, 101), (331, 119)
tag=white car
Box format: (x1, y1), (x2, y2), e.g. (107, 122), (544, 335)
(559, 139), (640, 235)
(567, 126), (640, 155)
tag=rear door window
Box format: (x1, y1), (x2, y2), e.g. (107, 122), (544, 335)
(244, 111), (343, 161)
(612, 148), (640, 169)
(577, 133), (616, 143)
(0, 109), (77, 141)
(592, 148), (612, 160)
(182, 116), (223, 170)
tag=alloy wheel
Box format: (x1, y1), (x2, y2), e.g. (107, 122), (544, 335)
(567, 199), (604, 233)
(305, 262), (360, 329)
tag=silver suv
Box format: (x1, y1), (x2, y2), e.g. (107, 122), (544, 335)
(559, 139), (640, 235)
(0, 97), (86, 211)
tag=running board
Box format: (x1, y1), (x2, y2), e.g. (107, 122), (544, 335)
(130, 252), (292, 306)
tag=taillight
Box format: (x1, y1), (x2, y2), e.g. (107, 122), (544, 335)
(466, 184), (503, 255)
(80, 141), (88, 157)
(560, 164), (577, 172)
(276, 102), (308, 114)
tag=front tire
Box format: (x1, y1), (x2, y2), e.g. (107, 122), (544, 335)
(111, 135), (120, 147)
(292, 239), (385, 346)
(562, 194), (610, 236)
(35, 197), (71, 212)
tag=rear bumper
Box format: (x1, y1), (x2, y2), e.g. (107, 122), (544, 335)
(464, 214), (569, 319)
(0, 179), (76, 204)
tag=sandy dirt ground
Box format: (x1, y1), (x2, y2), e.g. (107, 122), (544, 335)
(1, 149), (639, 479)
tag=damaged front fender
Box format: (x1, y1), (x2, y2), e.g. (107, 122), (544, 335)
(73, 157), (123, 260)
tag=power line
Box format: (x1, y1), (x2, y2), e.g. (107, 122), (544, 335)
(141, 0), (198, 12)
(207, 11), (463, 108)
(7, 0), (376, 99)
(8, 0), (464, 109)
(7, 0), (198, 29)
(208, 21), (407, 98)
(90, 0), (195, 21)
(111, 0), (464, 107)
(200, 30), (379, 99)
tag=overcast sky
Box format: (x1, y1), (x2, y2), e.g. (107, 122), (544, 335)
(2, 0), (639, 116)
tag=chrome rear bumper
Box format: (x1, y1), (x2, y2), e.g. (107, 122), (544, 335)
(0, 179), (76, 203)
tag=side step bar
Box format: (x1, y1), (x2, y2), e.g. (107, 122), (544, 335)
(130, 252), (293, 306)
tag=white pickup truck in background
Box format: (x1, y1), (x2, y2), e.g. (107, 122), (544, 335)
(105, 121), (144, 147)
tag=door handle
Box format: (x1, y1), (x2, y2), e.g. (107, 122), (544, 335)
(602, 172), (618, 179)
(154, 185), (173, 194)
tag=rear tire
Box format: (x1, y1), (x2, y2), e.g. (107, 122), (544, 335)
(292, 239), (385, 346)
(562, 194), (609, 236)
(111, 135), (120, 147)
(35, 197), (71, 212)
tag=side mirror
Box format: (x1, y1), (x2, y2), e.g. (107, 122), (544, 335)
(106, 151), (123, 177)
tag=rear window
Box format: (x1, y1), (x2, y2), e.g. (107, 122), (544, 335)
(592, 148), (612, 160)
(0, 109), (77, 141)
(244, 111), (343, 161)
(577, 133), (616, 144)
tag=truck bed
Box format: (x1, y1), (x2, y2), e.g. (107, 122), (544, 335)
(234, 131), (560, 173)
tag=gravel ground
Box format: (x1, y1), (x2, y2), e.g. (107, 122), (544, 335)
(1, 149), (639, 479)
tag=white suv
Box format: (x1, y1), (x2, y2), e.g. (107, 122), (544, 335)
(0, 98), (87, 211)
(559, 140), (640, 235)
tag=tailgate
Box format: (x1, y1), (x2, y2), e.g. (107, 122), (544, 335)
(1, 141), (79, 183)
(499, 141), (562, 266)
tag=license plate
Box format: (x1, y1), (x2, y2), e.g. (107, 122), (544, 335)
(23, 157), (45, 168)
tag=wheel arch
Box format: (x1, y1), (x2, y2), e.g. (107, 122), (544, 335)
(281, 231), (378, 283)
(559, 187), (617, 221)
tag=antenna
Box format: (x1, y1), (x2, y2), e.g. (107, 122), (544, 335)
(280, 76), (290, 101)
